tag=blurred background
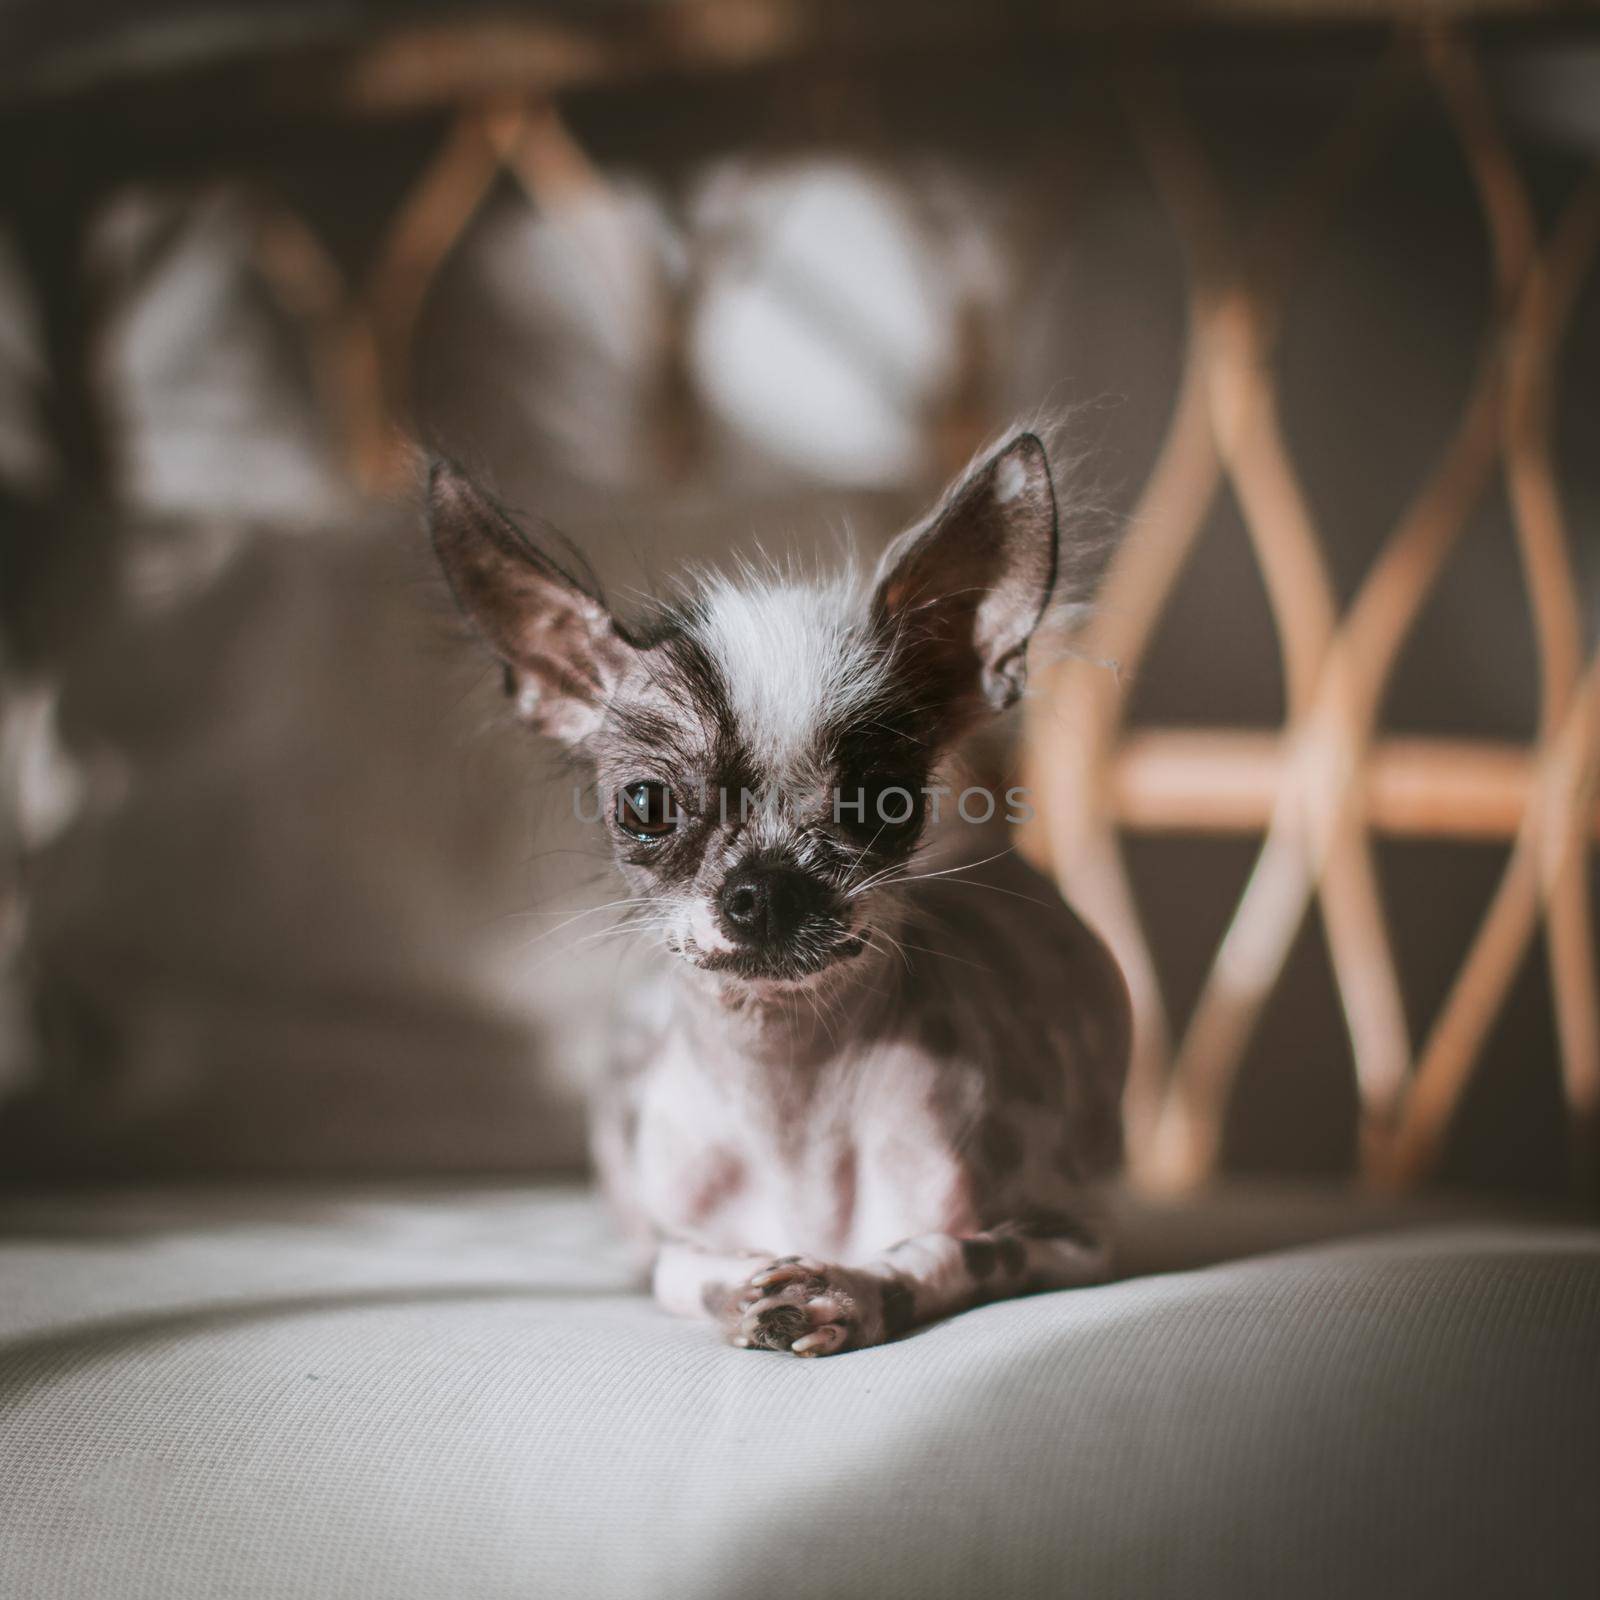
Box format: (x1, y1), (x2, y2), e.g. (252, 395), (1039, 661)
(1, 1), (1597, 1206)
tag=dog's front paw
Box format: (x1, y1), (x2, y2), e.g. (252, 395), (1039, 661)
(720, 1256), (885, 1356)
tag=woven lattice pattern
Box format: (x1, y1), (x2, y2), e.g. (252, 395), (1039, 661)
(1025, 33), (1600, 1192)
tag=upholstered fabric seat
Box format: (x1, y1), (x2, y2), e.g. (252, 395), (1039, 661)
(2, 1184), (1595, 1599)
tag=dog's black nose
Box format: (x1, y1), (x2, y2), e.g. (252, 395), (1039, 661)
(718, 863), (824, 948)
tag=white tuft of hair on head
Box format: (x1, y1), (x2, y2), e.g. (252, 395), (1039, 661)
(686, 561), (892, 778)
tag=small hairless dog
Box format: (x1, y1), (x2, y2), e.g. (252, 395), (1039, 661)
(430, 430), (1129, 1355)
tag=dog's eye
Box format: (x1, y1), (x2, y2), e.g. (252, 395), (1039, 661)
(838, 773), (923, 842)
(616, 780), (678, 841)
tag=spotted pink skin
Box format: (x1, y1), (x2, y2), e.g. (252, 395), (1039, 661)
(595, 839), (1130, 1356)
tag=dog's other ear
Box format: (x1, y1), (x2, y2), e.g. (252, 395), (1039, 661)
(428, 460), (637, 744)
(871, 431), (1058, 726)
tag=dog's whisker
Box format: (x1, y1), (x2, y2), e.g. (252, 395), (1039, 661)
(848, 842), (1018, 901)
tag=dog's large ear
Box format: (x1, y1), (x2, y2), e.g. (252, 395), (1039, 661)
(428, 460), (637, 744)
(870, 431), (1058, 727)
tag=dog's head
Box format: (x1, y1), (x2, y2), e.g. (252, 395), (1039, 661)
(429, 433), (1058, 985)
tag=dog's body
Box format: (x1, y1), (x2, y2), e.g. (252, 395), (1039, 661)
(597, 838), (1128, 1350)
(430, 431), (1129, 1355)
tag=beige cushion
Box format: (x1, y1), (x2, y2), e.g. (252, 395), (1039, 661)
(2, 1185), (1596, 1599)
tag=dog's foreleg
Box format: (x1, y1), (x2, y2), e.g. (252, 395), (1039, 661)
(717, 1213), (1109, 1356)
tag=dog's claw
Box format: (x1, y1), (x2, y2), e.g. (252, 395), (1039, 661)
(792, 1324), (848, 1356)
(749, 1257), (820, 1290)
